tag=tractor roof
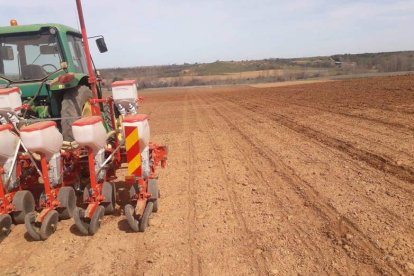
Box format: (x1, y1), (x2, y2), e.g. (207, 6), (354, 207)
(0, 23), (80, 35)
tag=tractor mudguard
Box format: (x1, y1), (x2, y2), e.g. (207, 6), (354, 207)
(49, 73), (88, 92)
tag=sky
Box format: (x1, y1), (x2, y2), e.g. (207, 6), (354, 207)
(1, 0), (414, 68)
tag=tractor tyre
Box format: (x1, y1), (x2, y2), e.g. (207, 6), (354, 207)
(61, 86), (92, 142)
(102, 182), (115, 215)
(148, 179), (159, 213)
(58, 187), (77, 220)
(12, 191), (35, 224)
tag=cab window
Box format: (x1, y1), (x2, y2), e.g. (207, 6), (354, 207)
(0, 32), (62, 81)
(67, 34), (87, 73)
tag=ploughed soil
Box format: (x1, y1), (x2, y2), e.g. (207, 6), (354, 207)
(1, 75), (413, 275)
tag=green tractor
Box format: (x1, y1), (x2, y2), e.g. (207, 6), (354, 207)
(0, 20), (108, 141)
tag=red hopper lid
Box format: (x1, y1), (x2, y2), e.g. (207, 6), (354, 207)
(72, 116), (103, 127)
(111, 80), (137, 87)
(20, 121), (56, 132)
(0, 124), (13, 132)
(123, 114), (148, 123)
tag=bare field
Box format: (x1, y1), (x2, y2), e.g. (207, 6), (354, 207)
(0, 75), (413, 275)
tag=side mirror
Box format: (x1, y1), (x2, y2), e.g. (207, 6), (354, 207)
(96, 37), (108, 53)
(0, 46), (14, 60)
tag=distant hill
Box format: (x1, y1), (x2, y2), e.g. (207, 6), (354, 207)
(99, 51), (414, 88)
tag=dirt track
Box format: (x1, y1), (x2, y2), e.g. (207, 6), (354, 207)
(1, 75), (414, 275)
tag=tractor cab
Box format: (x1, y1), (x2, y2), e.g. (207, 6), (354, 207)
(0, 20), (106, 124)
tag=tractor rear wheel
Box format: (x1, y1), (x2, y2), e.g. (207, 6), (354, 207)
(61, 86), (92, 142)
(12, 191), (35, 224)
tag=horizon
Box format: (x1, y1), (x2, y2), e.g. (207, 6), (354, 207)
(98, 49), (414, 69)
(1, 1), (414, 68)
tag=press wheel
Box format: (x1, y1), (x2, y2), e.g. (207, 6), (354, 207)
(88, 206), (105, 235)
(124, 204), (139, 232)
(73, 207), (89, 235)
(12, 191), (35, 224)
(58, 187), (76, 219)
(0, 214), (12, 240)
(102, 182), (115, 215)
(24, 212), (41, 241)
(139, 201), (153, 232)
(148, 179), (159, 213)
(39, 210), (59, 240)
